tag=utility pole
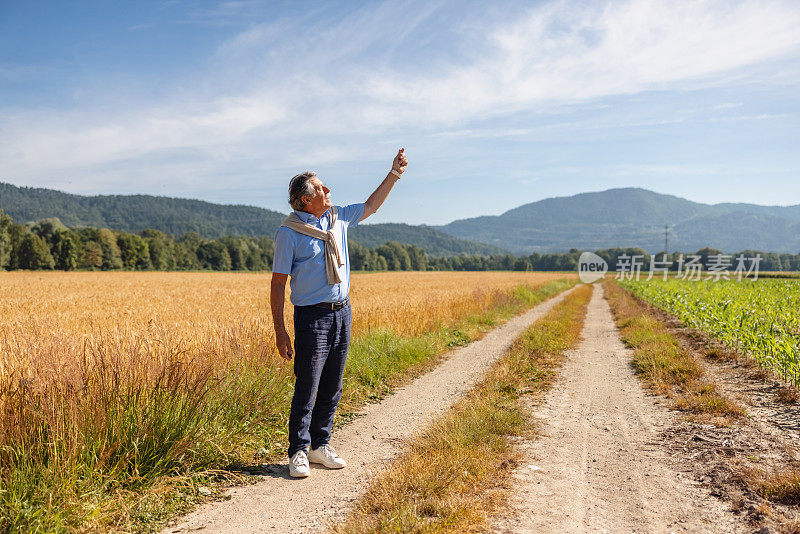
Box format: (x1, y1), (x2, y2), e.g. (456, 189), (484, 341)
(664, 224), (669, 255)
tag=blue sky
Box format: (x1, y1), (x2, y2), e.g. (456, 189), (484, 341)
(1, 0), (799, 225)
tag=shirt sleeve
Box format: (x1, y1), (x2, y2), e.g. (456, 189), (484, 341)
(272, 227), (294, 274)
(338, 203), (366, 228)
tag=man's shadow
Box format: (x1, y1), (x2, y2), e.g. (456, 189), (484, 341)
(232, 463), (294, 481)
(232, 462), (339, 481)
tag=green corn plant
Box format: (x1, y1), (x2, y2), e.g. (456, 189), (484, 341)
(619, 278), (800, 386)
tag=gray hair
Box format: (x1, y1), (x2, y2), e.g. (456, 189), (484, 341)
(288, 171), (317, 211)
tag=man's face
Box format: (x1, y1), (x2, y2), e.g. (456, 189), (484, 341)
(302, 177), (332, 214)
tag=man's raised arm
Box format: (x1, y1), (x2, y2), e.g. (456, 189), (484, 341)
(362, 148), (408, 221)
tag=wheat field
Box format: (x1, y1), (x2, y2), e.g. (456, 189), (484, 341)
(0, 270), (573, 530)
(0, 271), (570, 369)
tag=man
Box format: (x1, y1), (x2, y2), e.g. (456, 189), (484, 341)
(271, 148), (408, 478)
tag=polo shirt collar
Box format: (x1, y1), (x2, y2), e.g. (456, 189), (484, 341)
(294, 208), (330, 225)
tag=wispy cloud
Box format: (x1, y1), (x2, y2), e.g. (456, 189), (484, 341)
(355, 0), (800, 125)
(713, 102), (743, 110)
(1, 0), (799, 195)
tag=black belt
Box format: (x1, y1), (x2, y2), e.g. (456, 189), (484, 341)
(313, 298), (349, 311)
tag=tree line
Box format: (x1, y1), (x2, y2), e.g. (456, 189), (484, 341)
(2, 210), (800, 273)
(0, 212), (274, 271)
(351, 244), (800, 273)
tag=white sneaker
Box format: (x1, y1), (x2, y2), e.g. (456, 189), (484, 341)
(308, 444), (347, 469)
(289, 450), (310, 478)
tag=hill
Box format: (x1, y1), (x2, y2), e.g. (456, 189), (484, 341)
(0, 182), (287, 236)
(350, 223), (505, 256)
(437, 187), (800, 254)
(6, 182), (795, 255)
(0, 182), (505, 256)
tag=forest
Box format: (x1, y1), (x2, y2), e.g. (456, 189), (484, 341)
(2, 209), (799, 273)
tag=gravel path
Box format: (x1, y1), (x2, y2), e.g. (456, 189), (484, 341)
(490, 284), (746, 534)
(164, 286), (577, 534)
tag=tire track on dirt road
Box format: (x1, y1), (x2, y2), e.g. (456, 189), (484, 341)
(491, 284), (746, 534)
(164, 285), (578, 534)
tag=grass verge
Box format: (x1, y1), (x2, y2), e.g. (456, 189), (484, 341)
(602, 280), (744, 424)
(333, 283), (593, 533)
(0, 279), (575, 533)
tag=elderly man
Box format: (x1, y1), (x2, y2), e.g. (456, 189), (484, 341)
(271, 148), (408, 478)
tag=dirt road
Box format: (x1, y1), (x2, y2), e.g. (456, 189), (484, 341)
(165, 286), (577, 534)
(491, 284), (745, 534)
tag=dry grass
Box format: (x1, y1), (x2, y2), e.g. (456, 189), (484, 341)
(673, 382), (746, 419)
(334, 283), (593, 534)
(762, 473), (800, 506)
(704, 346), (737, 361)
(602, 280), (744, 423)
(777, 386), (800, 405)
(747, 468), (800, 506)
(0, 270), (573, 532)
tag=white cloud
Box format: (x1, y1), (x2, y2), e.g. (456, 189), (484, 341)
(355, 0), (800, 125)
(1, 0), (799, 192)
(0, 95), (287, 175)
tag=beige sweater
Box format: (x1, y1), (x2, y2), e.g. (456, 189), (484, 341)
(279, 206), (344, 284)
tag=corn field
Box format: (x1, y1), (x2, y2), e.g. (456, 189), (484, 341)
(619, 278), (800, 386)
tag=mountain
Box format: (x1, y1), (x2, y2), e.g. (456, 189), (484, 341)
(0, 182), (505, 256)
(5, 182), (796, 255)
(350, 224), (505, 256)
(437, 188), (800, 254)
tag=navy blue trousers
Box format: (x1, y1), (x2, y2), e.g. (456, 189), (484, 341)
(287, 302), (351, 458)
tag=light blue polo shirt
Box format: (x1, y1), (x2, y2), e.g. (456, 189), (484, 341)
(273, 203), (365, 306)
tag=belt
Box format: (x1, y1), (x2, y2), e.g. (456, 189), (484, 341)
(313, 298), (349, 311)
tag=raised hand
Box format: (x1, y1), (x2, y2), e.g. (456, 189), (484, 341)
(392, 148), (408, 174)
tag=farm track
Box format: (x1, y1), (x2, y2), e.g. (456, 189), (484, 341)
(164, 285), (579, 533)
(490, 284), (745, 533)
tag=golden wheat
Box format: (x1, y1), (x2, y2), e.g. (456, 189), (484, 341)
(0, 271), (571, 374)
(0, 270), (573, 530)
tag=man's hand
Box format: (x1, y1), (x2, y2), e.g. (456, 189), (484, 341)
(392, 148), (408, 174)
(276, 328), (294, 360)
(362, 148), (407, 221)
